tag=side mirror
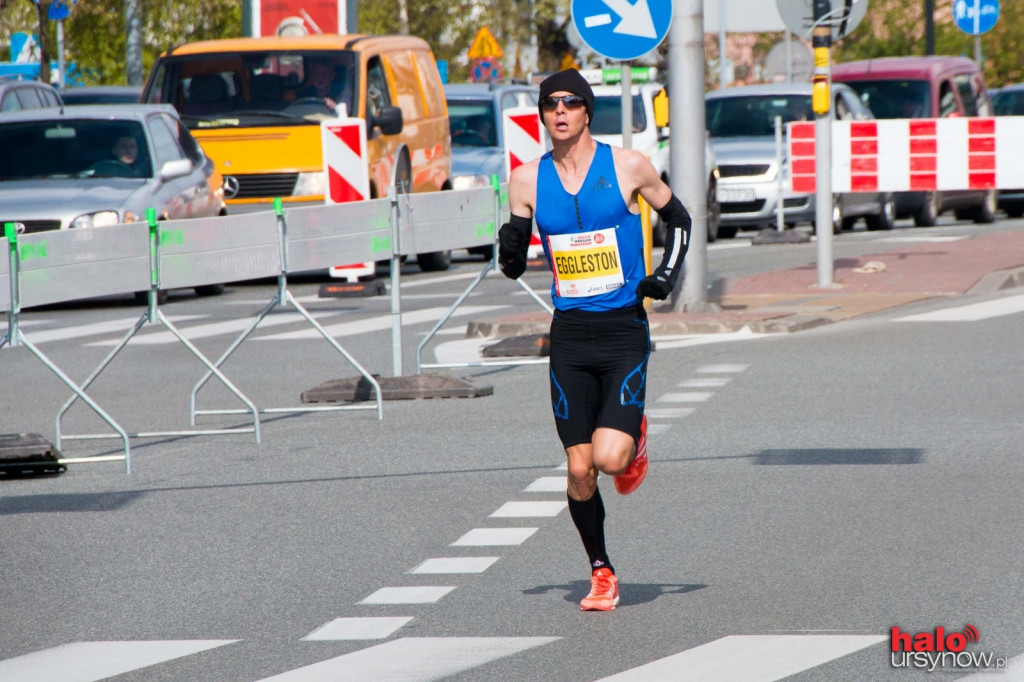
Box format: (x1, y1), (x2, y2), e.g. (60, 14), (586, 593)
(371, 105), (403, 136)
(160, 159), (193, 181)
(653, 87), (669, 128)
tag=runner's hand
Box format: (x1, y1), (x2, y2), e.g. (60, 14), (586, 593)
(498, 220), (530, 279)
(636, 273), (673, 300)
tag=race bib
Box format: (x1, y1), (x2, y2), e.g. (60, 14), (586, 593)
(547, 227), (625, 298)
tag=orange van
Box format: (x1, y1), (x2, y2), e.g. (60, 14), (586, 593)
(141, 34), (454, 270)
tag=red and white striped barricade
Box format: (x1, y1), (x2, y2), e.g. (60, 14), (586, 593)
(503, 106), (547, 259)
(322, 115), (375, 281)
(789, 117), (1024, 194)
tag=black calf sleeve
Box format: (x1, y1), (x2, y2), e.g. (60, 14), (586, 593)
(567, 488), (613, 574)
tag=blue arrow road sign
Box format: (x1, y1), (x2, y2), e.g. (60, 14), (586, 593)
(572, 0), (673, 61)
(953, 0), (999, 36)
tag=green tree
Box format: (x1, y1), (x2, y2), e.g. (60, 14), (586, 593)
(834, 0), (1024, 88)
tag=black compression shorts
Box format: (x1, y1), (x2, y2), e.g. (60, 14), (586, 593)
(548, 304), (650, 449)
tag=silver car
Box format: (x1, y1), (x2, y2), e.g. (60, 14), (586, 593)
(706, 82), (896, 236)
(0, 104), (226, 298)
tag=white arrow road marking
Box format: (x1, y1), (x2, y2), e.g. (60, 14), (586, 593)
(256, 637), (560, 682)
(593, 634), (887, 682)
(0, 640), (237, 682)
(894, 292), (1024, 322)
(603, 0), (657, 38)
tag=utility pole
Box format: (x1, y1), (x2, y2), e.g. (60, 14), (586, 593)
(671, 0), (712, 311)
(925, 0), (935, 55)
(125, 0), (143, 86)
(811, 0), (834, 288)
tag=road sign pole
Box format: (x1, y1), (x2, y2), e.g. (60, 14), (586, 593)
(621, 65), (632, 150)
(812, 0), (834, 288)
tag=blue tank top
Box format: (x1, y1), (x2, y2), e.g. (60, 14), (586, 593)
(535, 142), (644, 311)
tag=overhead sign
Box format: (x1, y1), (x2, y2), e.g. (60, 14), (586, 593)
(467, 26), (503, 59)
(571, 0), (673, 61)
(256, 0), (343, 37)
(954, 0), (1000, 35)
(776, 0), (868, 41)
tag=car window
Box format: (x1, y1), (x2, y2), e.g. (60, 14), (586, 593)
(993, 90), (1024, 116)
(954, 74), (979, 116)
(705, 95), (811, 137)
(149, 115), (186, 167)
(938, 81), (958, 117)
(501, 93), (519, 111)
(365, 57), (392, 119)
(834, 93), (852, 120)
(0, 119), (152, 179)
(0, 91), (21, 113)
(447, 99), (496, 147)
(841, 79), (929, 119)
(159, 113), (204, 165)
(16, 87), (43, 109)
(41, 89), (61, 107)
(591, 93), (647, 135)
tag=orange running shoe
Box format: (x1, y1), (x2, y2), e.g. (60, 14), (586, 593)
(580, 567), (619, 611)
(614, 414), (648, 495)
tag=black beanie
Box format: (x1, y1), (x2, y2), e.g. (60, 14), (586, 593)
(538, 69), (594, 124)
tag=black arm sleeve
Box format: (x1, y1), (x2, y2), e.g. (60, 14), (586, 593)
(498, 214), (532, 279)
(653, 194), (691, 287)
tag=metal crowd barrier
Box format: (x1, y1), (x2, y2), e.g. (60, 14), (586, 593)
(1, 179), (553, 472)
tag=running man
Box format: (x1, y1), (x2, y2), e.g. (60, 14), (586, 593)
(498, 69), (691, 611)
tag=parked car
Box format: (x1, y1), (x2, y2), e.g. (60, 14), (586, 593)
(141, 34), (454, 271)
(705, 82), (896, 235)
(0, 104), (226, 300)
(60, 85), (142, 105)
(992, 83), (1024, 217)
(832, 56), (996, 225)
(590, 80), (722, 243)
(444, 82), (539, 257)
(0, 75), (62, 114)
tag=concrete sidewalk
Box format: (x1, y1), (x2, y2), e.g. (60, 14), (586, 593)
(467, 229), (1024, 338)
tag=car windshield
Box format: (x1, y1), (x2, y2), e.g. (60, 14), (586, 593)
(705, 95), (812, 137)
(448, 99), (497, 147)
(993, 89), (1024, 116)
(0, 119), (152, 180)
(837, 79), (930, 119)
(143, 51), (357, 129)
(590, 94), (646, 135)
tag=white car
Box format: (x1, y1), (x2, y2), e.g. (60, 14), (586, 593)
(589, 81), (721, 242)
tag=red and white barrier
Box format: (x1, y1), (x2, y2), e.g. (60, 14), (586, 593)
(789, 117), (1024, 194)
(502, 107), (547, 258)
(322, 116), (375, 280)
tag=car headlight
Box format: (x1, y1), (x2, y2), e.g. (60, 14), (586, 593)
(294, 171), (325, 197)
(70, 211), (122, 229)
(452, 174), (492, 191)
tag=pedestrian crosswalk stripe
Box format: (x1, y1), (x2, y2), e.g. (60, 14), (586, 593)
(0, 639), (237, 682)
(451, 528), (539, 546)
(256, 636), (560, 681)
(592, 634), (886, 682)
(490, 501), (567, 517)
(648, 423), (671, 435)
(698, 364), (749, 373)
(409, 557), (500, 573)
(523, 476), (567, 492)
(646, 407), (695, 418)
(359, 586), (456, 604)
(302, 617), (413, 641)
(678, 377), (732, 387)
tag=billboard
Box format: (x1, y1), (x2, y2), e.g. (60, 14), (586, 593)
(255, 0), (347, 37)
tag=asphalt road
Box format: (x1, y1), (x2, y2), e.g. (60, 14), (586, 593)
(2, 217), (1023, 681)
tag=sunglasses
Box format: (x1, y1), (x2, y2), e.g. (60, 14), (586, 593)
(540, 95), (587, 111)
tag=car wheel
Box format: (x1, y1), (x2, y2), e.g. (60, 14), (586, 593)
(467, 244), (494, 259)
(418, 250), (452, 271)
(971, 189), (997, 224)
(831, 199), (844, 234)
(194, 283), (225, 297)
(1005, 203), (1024, 218)
(913, 191), (940, 227)
(866, 193), (896, 231)
(717, 224), (739, 239)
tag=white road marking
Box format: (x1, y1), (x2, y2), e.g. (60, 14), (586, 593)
(658, 392), (712, 403)
(654, 330), (765, 349)
(678, 377), (731, 388)
(18, 315), (206, 345)
(0, 640), (237, 682)
(648, 423), (672, 435)
(302, 617), (413, 641)
(894, 293), (1024, 322)
(698, 363), (750, 373)
(408, 557), (499, 574)
(262, 305), (506, 341)
(592, 634), (887, 682)
(646, 407), (695, 418)
(451, 528), (539, 546)
(86, 310), (314, 346)
(359, 586), (456, 604)
(523, 476), (567, 492)
(490, 501), (567, 517)
(256, 636), (560, 682)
